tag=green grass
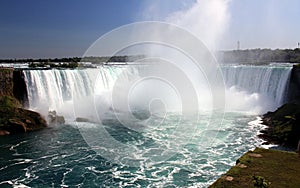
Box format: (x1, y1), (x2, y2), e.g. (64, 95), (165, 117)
(210, 148), (300, 188)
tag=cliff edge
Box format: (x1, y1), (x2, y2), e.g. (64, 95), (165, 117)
(0, 68), (46, 135)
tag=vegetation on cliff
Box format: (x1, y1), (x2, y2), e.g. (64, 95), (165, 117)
(0, 96), (47, 135)
(210, 148), (300, 188)
(0, 68), (47, 135)
(260, 103), (300, 149)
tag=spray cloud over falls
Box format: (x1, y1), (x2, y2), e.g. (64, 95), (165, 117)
(141, 0), (231, 50)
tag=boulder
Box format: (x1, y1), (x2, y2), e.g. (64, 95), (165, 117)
(8, 119), (27, 133)
(0, 96), (47, 134)
(48, 110), (65, 125)
(75, 117), (91, 123)
(0, 130), (10, 136)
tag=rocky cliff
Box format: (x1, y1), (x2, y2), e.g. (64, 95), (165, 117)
(287, 65), (300, 104)
(0, 68), (46, 136)
(13, 70), (29, 107)
(261, 103), (300, 149)
(260, 65), (300, 149)
(0, 68), (14, 96)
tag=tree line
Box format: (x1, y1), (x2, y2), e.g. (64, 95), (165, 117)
(0, 55), (145, 64)
(220, 48), (300, 64)
(2, 49), (300, 66)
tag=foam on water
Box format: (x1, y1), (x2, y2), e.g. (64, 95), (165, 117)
(0, 112), (266, 187)
(0, 64), (291, 187)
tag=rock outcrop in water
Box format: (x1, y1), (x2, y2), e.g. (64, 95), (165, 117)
(0, 68), (47, 135)
(261, 103), (300, 149)
(0, 96), (47, 134)
(48, 110), (65, 125)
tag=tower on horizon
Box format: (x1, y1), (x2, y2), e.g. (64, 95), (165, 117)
(237, 41), (240, 50)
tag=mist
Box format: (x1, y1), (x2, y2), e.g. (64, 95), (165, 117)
(139, 0), (300, 50)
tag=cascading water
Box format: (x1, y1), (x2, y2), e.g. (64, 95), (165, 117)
(1, 0), (295, 186)
(222, 64), (292, 113)
(23, 64), (292, 118)
(24, 69), (95, 119)
(23, 67), (128, 120)
(6, 64), (290, 187)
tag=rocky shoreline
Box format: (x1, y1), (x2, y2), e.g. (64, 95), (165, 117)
(260, 103), (300, 149)
(210, 104), (300, 187)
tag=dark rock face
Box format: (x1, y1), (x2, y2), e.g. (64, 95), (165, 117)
(287, 65), (300, 104)
(13, 70), (29, 108)
(261, 103), (300, 148)
(0, 68), (47, 135)
(0, 68), (28, 107)
(0, 68), (14, 97)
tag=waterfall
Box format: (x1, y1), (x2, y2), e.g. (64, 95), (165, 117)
(222, 64), (292, 112)
(23, 65), (292, 119)
(23, 67), (125, 120)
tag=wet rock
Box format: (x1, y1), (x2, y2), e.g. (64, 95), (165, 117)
(0, 129), (10, 136)
(8, 119), (27, 133)
(48, 110), (65, 125)
(75, 117), (91, 122)
(56, 116), (65, 124)
(0, 96), (47, 134)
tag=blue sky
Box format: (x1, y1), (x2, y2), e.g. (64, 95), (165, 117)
(0, 0), (300, 58)
(226, 0), (300, 50)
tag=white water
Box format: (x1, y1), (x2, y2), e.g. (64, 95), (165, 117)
(24, 69), (95, 118)
(23, 64), (292, 119)
(222, 64), (292, 113)
(23, 66), (167, 120)
(15, 64), (293, 187)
